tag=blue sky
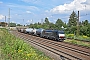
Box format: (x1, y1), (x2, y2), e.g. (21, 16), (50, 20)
(0, 0), (90, 25)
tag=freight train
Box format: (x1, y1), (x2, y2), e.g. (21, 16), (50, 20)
(17, 28), (65, 41)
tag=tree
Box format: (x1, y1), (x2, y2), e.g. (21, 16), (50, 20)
(68, 11), (77, 27)
(49, 23), (56, 29)
(80, 21), (90, 36)
(87, 23), (90, 37)
(55, 19), (65, 30)
(66, 26), (77, 34)
(0, 22), (7, 27)
(17, 24), (22, 26)
(80, 26), (88, 36)
(82, 20), (88, 26)
(43, 17), (50, 29)
(45, 17), (49, 24)
(29, 23), (34, 28)
(9, 23), (16, 27)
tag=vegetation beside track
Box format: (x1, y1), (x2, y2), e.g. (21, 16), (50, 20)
(66, 34), (90, 42)
(65, 34), (90, 48)
(0, 28), (51, 60)
(64, 39), (90, 48)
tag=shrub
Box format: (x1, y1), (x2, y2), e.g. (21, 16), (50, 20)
(66, 34), (74, 39)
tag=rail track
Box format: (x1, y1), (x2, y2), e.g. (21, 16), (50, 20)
(11, 31), (90, 60)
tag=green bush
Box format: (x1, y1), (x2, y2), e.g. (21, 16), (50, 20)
(66, 34), (74, 39)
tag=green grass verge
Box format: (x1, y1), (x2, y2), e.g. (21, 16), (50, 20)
(0, 28), (51, 60)
(66, 34), (90, 42)
(64, 39), (90, 48)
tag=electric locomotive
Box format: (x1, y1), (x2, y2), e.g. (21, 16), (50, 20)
(41, 30), (65, 41)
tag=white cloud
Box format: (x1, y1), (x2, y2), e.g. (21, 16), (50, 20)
(27, 20), (30, 23)
(21, 0), (41, 4)
(27, 6), (39, 11)
(85, 0), (90, 4)
(0, 15), (4, 20)
(0, 1), (3, 4)
(7, 3), (39, 11)
(15, 14), (18, 16)
(50, 0), (90, 14)
(27, 20), (33, 23)
(26, 11), (31, 14)
(45, 10), (49, 13)
(21, 0), (36, 3)
(11, 21), (16, 23)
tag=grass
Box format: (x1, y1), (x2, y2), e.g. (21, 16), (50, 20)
(0, 28), (51, 60)
(66, 34), (90, 42)
(64, 39), (90, 48)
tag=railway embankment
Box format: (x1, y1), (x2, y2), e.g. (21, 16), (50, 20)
(0, 28), (51, 60)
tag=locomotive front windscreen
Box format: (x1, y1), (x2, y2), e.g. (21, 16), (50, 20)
(58, 31), (64, 34)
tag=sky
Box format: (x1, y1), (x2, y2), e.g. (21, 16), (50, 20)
(0, 0), (90, 25)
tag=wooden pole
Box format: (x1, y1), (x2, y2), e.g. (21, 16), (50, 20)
(77, 11), (79, 36)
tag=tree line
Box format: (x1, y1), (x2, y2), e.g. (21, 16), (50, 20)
(29, 11), (90, 37)
(0, 11), (90, 37)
